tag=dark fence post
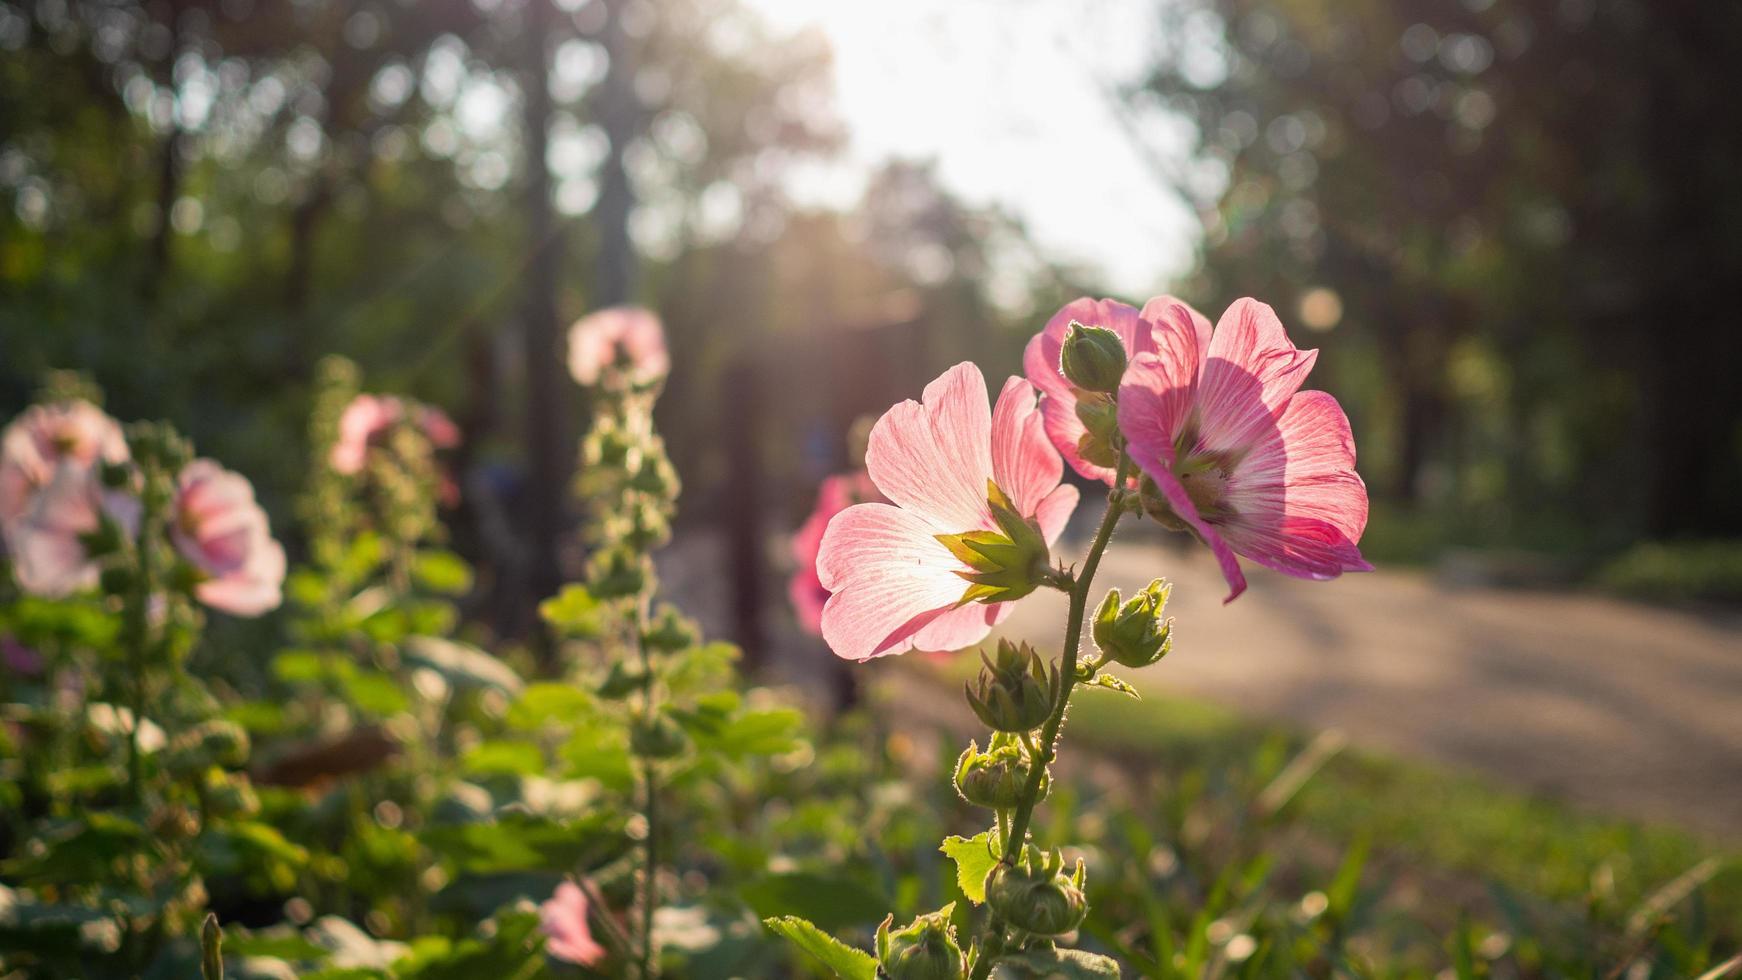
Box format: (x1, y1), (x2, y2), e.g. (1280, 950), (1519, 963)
(723, 358), (767, 673)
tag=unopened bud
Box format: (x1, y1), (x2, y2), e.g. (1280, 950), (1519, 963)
(986, 847), (1088, 936)
(630, 712), (688, 759)
(588, 548), (648, 599)
(1059, 321), (1129, 394)
(964, 639), (1055, 733)
(1073, 392), (1121, 469)
(954, 736), (1049, 810)
(1091, 580), (1173, 668)
(876, 905), (965, 980)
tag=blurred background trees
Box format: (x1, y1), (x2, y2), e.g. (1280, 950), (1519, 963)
(1139, 0), (1742, 556)
(4, 0), (1741, 640)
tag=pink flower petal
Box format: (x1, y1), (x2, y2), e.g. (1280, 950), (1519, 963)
(1214, 513), (1372, 581)
(1222, 390), (1368, 543)
(989, 377), (1064, 519)
(817, 502), (982, 661)
(865, 362), (995, 534)
(1193, 299), (1318, 457)
(1023, 297), (1152, 483)
(1032, 483), (1080, 546)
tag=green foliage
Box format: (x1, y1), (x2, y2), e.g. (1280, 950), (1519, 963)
(941, 832), (999, 905)
(762, 916), (879, 980)
(1597, 540), (1742, 603)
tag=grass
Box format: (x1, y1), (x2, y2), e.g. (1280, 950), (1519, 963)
(914, 656), (1740, 931)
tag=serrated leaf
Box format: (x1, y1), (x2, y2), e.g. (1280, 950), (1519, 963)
(762, 916), (877, 979)
(940, 831), (1000, 904)
(1086, 672), (1140, 699)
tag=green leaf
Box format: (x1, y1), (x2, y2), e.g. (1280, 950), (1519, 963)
(940, 832), (1000, 904)
(461, 740), (545, 777)
(702, 708), (805, 758)
(741, 873), (890, 932)
(762, 916), (877, 979)
(421, 813), (623, 875)
(340, 670), (411, 717)
(538, 585), (603, 638)
(412, 550), (474, 595)
(1086, 672), (1140, 699)
(505, 683), (594, 730)
(402, 636), (523, 695)
(991, 947), (1123, 977)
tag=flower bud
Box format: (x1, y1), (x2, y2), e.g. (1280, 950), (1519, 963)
(640, 606), (697, 652)
(1072, 392), (1121, 469)
(588, 548), (648, 599)
(935, 482), (1052, 606)
(630, 712), (688, 759)
(954, 736), (1049, 810)
(964, 639), (1055, 733)
(1091, 580), (1173, 669)
(875, 905), (966, 980)
(1136, 475), (1189, 531)
(1059, 321), (1129, 394)
(985, 848), (1088, 937)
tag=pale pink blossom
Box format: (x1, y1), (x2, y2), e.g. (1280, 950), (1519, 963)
(0, 400), (128, 530)
(171, 460), (286, 617)
(1117, 297), (1370, 602)
(790, 471), (883, 635)
(6, 459), (136, 597)
(567, 307), (669, 386)
(330, 394), (460, 475)
(1023, 296), (1212, 484)
(815, 363), (1080, 661)
(539, 881), (607, 968)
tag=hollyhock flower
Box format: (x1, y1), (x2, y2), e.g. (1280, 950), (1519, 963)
(1023, 296), (1212, 484)
(171, 460), (286, 616)
(7, 459), (138, 598)
(815, 362), (1079, 662)
(1117, 297), (1370, 602)
(568, 306), (669, 386)
(331, 394), (460, 476)
(539, 881), (607, 967)
(0, 400), (128, 530)
(789, 471), (883, 635)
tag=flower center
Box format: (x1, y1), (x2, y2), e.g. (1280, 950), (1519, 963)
(1173, 453), (1231, 518)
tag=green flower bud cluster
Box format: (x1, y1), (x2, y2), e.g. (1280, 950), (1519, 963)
(954, 734), (1049, 810)
(965, 639), (1056, 733)
(935, 481), (1054, 606)
(985, 846), (1088, 937)
(1091, 579), (1174, 668)
(1073, 392), (1122, 470)
(876, 905), (967, 980)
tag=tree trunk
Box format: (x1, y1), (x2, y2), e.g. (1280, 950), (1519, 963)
(520, 0), (573, 637)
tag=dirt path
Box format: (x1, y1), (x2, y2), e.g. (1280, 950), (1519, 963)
(993, 535), (1742, 841)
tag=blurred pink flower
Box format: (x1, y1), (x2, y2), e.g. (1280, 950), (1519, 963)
(7, 458), (140, 597)
(790, 471), (883, 635)
(1117, 297), (1370, 602)
(171, 460), (286, 617)
(331, 394), (461, 476)
(815, 362), (1079, 661)
(1, 635), (40, 676)
(539, 881), (607, 968)
(1024, 296), (1211, 484)
(0, 400), (128, 530)
(567, 307), (669, 386)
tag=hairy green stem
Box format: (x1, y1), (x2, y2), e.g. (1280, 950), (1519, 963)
(969, 458), (1130, 978)
(633, 598), (659, 979)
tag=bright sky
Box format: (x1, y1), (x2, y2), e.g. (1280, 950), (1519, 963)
(742, 0), (1208, 297)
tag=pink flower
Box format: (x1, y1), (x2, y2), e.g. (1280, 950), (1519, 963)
(815, 363), (1080, 661)
(1024, 297), (1212, 484)
(6, 459), (137, 598)
(790, 471), (883, 635)
(1116, 297), (1370, 602)
(330, 394), (460, 475)
(539, 881), (607, 968)
(568, 307), (669, 386)
(171, 460), (286, 617)
(0, 400), (128, 530)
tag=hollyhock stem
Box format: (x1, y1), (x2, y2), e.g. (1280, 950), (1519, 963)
(970, 456), (1130, 979)
(633, 598), (660, 979)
